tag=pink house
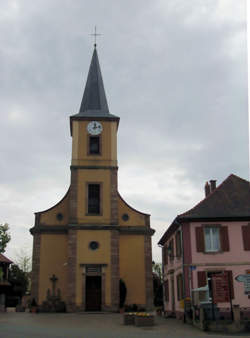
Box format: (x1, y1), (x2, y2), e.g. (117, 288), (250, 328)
(158, 174), (250, 320)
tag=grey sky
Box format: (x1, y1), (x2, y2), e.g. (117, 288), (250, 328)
(0, 0), (248, 262)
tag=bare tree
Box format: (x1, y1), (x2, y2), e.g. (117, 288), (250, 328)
(15, 248), (32, 273)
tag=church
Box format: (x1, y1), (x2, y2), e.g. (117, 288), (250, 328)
(30, 45), (154, 312)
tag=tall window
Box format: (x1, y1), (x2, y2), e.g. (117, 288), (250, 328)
(88, 184), (100, 214)
(164, 280), (169, 302)
(89, 136), (100, 155)
(175, 231), (182, 257)
(169, 239), (174, 261)
(176, 274), (183, 300)
(163, 246), (168, 265)
(204, 227), (220, 252)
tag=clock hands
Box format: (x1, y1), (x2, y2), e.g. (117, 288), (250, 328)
(93, 122), (101, 130)
(87, 121), (103, 135)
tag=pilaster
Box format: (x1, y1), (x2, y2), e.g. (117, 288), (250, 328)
(110, 168), (118, 225)
(145, 235), (154, 310)
(110, 230), (119, 311)
(31, 233), (41, 303)
(67, 229), (77, 312)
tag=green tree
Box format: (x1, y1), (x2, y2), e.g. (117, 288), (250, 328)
(0, 223), (11, 253)
(152, 261), (163, 307)
(152, 261), (163, 281)
(8, 264), (29, 297)
(15, 248), (32, 293)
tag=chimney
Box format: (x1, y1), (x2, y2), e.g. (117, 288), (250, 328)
(205, 182), (210, 197)
(210, 180), (217, 192)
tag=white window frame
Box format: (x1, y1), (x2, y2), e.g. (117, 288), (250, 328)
(204, 227), (220, 252)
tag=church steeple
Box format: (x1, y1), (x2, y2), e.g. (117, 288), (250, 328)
(71, 46), (119, 122)
(79, 47), (110, 116)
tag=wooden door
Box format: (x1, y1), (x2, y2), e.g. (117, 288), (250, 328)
(86, 276), (102, 311)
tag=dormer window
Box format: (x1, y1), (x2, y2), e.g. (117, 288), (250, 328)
(89, 136), (100, 155)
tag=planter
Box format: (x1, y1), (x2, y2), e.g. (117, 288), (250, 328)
(123, 313), (135, 325)
(135, 315), (154, 327)
(16, 305), (25, 312)
(31, 307), (37, 313)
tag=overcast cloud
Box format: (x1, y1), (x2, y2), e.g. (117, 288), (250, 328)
(0, 0), (248, 262)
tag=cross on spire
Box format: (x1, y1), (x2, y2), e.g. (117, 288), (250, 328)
(91, 26), (101, 48)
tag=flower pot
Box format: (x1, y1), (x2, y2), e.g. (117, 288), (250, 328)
(135, 315), (154, 327)
(123, 313), (135, 325)
(31, 307), (37, 313)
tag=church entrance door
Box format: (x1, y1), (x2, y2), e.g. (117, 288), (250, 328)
(85, 276), (102, 311)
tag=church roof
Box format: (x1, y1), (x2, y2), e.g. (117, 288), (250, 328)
(71, 46), (119, 120)
(178, 174), (250, 220)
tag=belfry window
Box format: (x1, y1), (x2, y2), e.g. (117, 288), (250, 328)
(88, 184), (101, 214)
(89, 136), (100, 155)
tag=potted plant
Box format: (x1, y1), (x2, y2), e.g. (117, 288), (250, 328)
(30, 298), (38, 313)
(124, 312), (136, 325)
(135, 312), (154, 327)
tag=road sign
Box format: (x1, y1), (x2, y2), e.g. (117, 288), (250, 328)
(212, 274), (230, 303)
(235, 275), (250, 294)
(235, 274), (250, 283)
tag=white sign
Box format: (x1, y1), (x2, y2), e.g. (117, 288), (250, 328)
(235, 274), (250, 294)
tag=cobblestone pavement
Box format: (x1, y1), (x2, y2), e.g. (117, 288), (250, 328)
(0, 312), (249, 338)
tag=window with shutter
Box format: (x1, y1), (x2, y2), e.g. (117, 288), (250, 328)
(162, 246), (168, 265)
(164, 280), (169, 302)
(220, 226), (230, 251)
(165, 246), (168, 264)
(169, 239), (174, 261)
(196, 227), (205, 252)
(175, 231), (182, 257)
(197, 271), (207, 287)
(226, 270), (234, 299)
(176, 274), (183, 300)
(242, 225), (250, 250)
(204, 227), (220, 252)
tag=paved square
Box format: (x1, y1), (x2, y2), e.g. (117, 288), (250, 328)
(0, 312), (248, 338)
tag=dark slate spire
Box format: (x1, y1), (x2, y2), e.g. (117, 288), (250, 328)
(75, 46), (115, 118)
(79, 46), (109, 114)
(70, 46), (119, 129)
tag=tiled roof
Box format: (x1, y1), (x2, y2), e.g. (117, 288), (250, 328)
(0, 253), (12, 264)
(158, 174), (250, 245)
(179, 174), (250, 220)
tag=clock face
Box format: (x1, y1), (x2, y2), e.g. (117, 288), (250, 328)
(87, 121), (103, 135)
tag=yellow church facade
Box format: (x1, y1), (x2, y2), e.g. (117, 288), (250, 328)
(30, 46), (154, 312)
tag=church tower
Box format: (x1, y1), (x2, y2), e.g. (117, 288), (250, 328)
(30, 46), (154, 312)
